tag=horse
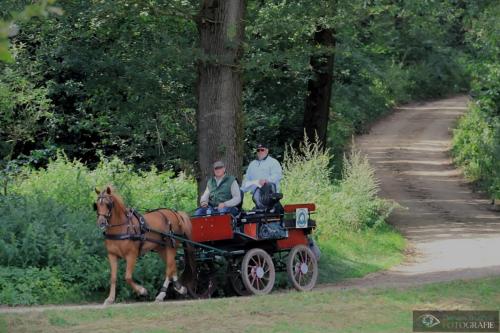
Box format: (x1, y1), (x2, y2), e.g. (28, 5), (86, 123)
(94, 186), (196, 305)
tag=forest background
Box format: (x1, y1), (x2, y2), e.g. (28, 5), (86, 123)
(0, 0), (498, 304)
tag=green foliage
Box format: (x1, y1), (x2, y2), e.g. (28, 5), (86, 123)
(1, 0), (198, 171)
(333, 149), (397, 231)
(0, 154), (197, 305)
(1, 0), (472, 172)
(452, 2), (500, 199)
(453, 103), (500, 198)
(0, 0), (61, 62)
(0, 0), (482, 305)
(0, 266), (80, 305)
(241, 0), (470, 167)
(282, 137), (398, 239)
(0, 145), (403, 305)
(0, 67), (53, 161)
(453, 105), (495, 180)
(280, 136), (405, 282)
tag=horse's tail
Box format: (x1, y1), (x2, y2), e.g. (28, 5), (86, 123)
(177, 211), (196, 286)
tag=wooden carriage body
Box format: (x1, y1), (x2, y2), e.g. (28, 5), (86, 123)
(191, 203), (315, 248)
(186, 203), (318, 297)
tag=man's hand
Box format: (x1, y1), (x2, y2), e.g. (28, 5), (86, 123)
(201, 201), (208, 208)
(217, 203), (226, 210)
(258, 179), (267, 186)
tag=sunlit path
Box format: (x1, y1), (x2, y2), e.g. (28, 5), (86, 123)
(322, 95), (500, 289)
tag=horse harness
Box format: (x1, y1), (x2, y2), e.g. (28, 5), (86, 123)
(97, 195), (183, 250)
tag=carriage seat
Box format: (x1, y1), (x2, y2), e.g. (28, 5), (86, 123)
(252, 183), (284, 213)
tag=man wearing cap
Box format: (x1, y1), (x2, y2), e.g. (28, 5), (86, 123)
(241, 144), (283, 206)
(194, 161), (241, 216)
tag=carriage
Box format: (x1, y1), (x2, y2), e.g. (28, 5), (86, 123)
(95, 186), (318, 304)
(184, 202), (318, 298)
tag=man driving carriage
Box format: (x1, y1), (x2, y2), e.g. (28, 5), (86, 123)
(241, 143), (283, 210)
(194, 160), (241, 216)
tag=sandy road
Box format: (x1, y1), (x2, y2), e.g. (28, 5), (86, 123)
(325, 95), (500, 290)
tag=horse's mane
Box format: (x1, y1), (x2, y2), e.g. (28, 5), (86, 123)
(110, 192), (127, 213)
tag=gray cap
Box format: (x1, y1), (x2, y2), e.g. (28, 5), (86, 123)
(213, 160), (225, 168)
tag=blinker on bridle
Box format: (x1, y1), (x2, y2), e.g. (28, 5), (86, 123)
(95, 193), (114, 230)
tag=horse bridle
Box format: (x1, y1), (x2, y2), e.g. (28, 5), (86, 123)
(94, 193), (135, 232)
(94, 193), (115, 230)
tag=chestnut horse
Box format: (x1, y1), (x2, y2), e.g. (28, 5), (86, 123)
(94, 186), (196, 305)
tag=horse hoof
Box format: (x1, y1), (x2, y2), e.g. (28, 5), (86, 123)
(155, 292), (166, 302)
(175, 286), (187, 295)
(139, 287), (148, 296)
(103, 298), (114, 306)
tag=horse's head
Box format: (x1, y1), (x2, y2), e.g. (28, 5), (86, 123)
(94, 186), (115, 231)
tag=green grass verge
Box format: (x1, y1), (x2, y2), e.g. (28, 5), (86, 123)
(1, 276), (499, 333)
(318, 224), (406, 283)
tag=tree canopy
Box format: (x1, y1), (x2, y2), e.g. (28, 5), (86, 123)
(1, 0), (495, 182)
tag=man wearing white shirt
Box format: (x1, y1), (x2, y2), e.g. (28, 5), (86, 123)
(241, 143), (283, 208)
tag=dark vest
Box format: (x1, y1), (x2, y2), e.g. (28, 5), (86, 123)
(208, 174), (235, 206)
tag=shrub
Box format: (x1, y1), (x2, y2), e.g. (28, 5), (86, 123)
(453, 103), (500, 198)
(0, 147), (400, 304)
(0, 153), (197, 303)
(281, 136), (398, 240)
(452, 3), (500, 200)
(0, 266), (80, 305)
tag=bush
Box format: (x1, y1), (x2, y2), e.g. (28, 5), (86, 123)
(453, 103), (500, 198)
(0, 266), (80, 305)
(11, 152), (197, 212)
(0, 147), (402, 304)
(281, 136), (398, 240)
(0, 153), (197, 304)
(331, 149), (396, 232)
(452, 3), (500, 200)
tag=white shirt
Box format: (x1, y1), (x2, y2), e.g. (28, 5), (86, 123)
(241, 155), (283, 193)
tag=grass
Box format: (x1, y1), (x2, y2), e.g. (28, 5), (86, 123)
(318, 224), (406, 283)
(1, 276), (499, 333)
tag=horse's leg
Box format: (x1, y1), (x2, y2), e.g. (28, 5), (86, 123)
(104, 253), (118, 305)
(155, 247), (185, 301)
(124, 252), (148, 296)
(155, 249), (170, 302)
(167, 247), (186, 295)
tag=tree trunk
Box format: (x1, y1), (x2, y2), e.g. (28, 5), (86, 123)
(196, 0), (246, 193)
(303, 27), (335, 148)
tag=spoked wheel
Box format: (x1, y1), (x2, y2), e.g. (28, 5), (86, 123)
(241, 248), (275, 295)
(286, 245), (318, 291)
(187, 262), (218, 299)
(226, 259), (250, 296)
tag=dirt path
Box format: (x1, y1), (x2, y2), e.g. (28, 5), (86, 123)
(2, 96), (499, 314)
(323, 95), (500, 290)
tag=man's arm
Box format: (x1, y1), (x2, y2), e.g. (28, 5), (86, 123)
(199, 186), (210, 206)
(223, 180), (242, 207)
(241, 162), (257, 192)
(268, 158), (283, 185)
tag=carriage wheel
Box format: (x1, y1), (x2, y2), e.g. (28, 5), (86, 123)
(286, 245), (318, 291)
(241, 248), (275, 295)
(187, 263), (218, 299)
(226, 260), (251, 296)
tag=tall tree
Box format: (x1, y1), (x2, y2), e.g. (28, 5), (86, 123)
(196, 0), (246, 191)
(303, 26), (335, 147)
